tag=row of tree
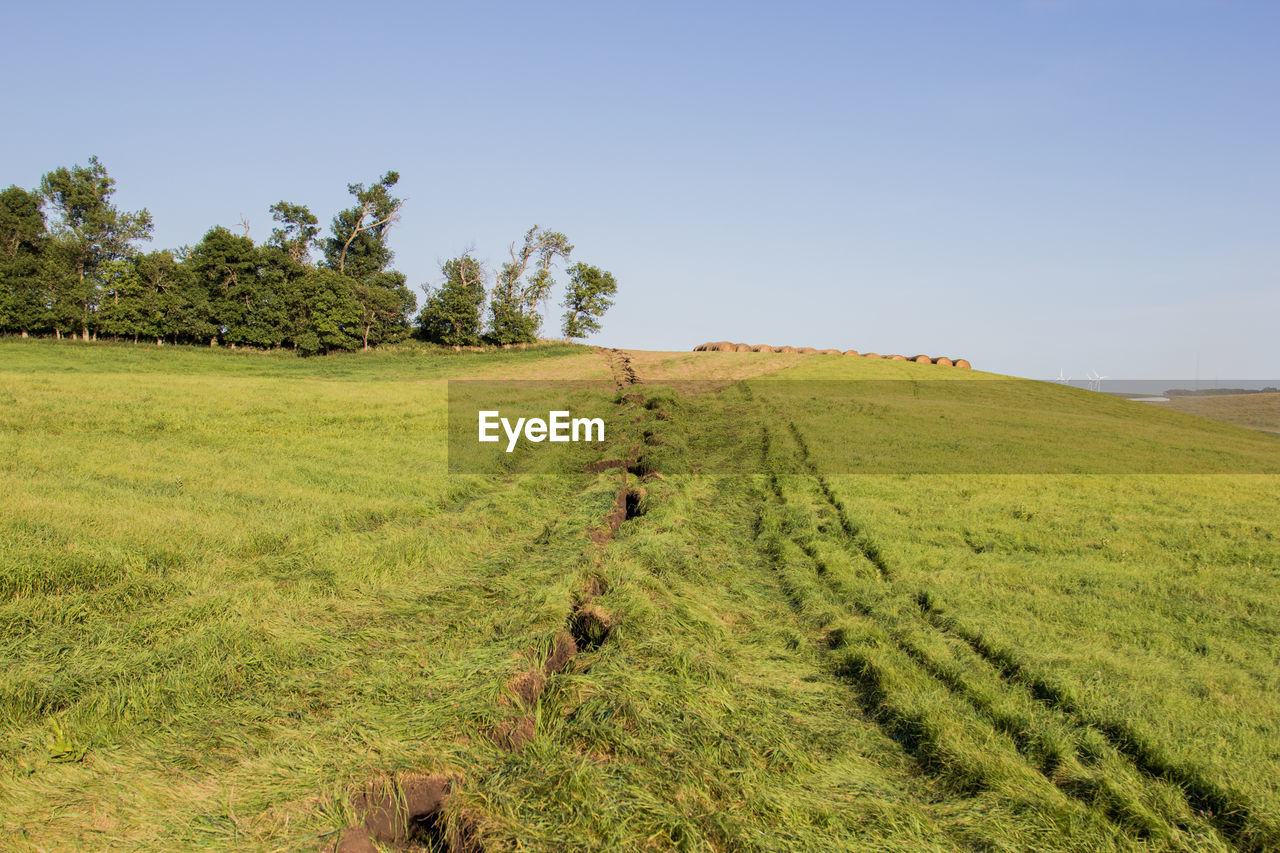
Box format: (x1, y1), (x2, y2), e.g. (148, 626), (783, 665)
(0, 157), (617, 354)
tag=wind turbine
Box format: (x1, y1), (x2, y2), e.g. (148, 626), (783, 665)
(1087, 370), (1108, 392)
(1055, 368), (1069, 385)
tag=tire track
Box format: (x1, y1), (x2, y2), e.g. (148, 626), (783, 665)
(763, 416), (1259, 851)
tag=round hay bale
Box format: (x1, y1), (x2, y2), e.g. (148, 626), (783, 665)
(914, 355), (932, 364)
(843, 350), (860, 356)
(693, 343), (709, 352)
(777, 345), (797, 353)
(862, 352), (880, 358)
(796, 347), (818, 354)
(706, 341), (733, 352)
(934, 357), (953, 366)
(752, 344), (775, 353)
(889, 354), (908, 361)
(954, 358), (972, 369)
(734, 343), (752, 352)
(819, 348), (842, 355)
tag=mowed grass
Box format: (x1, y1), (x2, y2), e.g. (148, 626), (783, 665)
(1, 340), (1278, 852)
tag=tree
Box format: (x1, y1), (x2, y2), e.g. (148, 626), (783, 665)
(321, 171), (414, 348)
(268, 201), (320, 264)
(323, 172), (403, 278)
(417, 253), (487, 346)
(353, 270), (415, 349)
(39, 156), (152, 340)
(287, 269), (362, 355)
(561, 263), (617, 340)
(487, 225), (573, 344)
(0, 186), (48, 336)
(188, 226), (283, 347)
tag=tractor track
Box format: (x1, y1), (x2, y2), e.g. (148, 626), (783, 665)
(754, 412), (1267, 852)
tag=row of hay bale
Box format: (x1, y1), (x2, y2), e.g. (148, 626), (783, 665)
(692, 341), (970, 368)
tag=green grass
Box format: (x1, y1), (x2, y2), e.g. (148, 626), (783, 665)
(1, 339), (1277, 851)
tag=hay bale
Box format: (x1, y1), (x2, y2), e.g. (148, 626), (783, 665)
(752, 344), (775, 353)
(843, 350), (859, 356)
(704, 341), (734, 352)
(734, 343), (752, 352)
(889, 354), (908, 361)
(954, 358), (972, 369)
(796, 346), (818, 354)
(914, 355), (931, 364)
(862, 352), (880, 358)
(693, 343), (708, 352)
(777, 345), (797, 353)
(819, 348), (842, 355)
(934, 357), (953, 366)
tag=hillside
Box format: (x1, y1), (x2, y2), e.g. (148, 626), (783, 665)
(1, 340), (1278, 852)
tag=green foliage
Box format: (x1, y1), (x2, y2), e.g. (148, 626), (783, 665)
(417, 253), (487, 346)
(0, 186), (48, 334)
(488, 225), (574, 344)
(188, 227), (283, 347)
(560, 262), (617, 340)
(289, 268), (362, 355)
(267, 201), (320, 264)
(322, 171), (401, 278)
(39, 155), (152, 339)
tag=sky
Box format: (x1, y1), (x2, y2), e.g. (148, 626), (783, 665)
(2, 0), (1277, 379)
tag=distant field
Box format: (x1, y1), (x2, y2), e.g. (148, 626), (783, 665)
(1148, 392), (1280, 435)
(1, 339), (1278, 852)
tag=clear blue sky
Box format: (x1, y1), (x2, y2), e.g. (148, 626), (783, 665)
(3, 0), (1276, 378)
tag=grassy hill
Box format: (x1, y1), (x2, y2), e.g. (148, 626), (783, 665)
(1, 340), (1277, 852)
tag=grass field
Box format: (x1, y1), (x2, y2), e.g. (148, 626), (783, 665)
(1, 339), (1278, 852)
(1149, 393), (1280, 436)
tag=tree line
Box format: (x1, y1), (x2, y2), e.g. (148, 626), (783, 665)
(0, 157), (617, 354)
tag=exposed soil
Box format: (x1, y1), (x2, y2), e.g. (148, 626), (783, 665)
(584, 458), (626, 473)
(506, 669), (547, 708)
(492, 714), (537, 751)
(624, 488), (645, 520)
(593, 487), (644, 543)
(544, 630), (579, 675)
(332, 774), (473, 852)
(570, 603), (615, 651)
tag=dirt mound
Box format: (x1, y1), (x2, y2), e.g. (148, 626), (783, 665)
(492, 715), (536, 751)
(506, 669), (547, 708)
(335, 774), (471, 852)
(954, 358), (971, 369)
(592, 487), (644, 543)
(934, 357), (953, 366)
(544, 630), (578, 675)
